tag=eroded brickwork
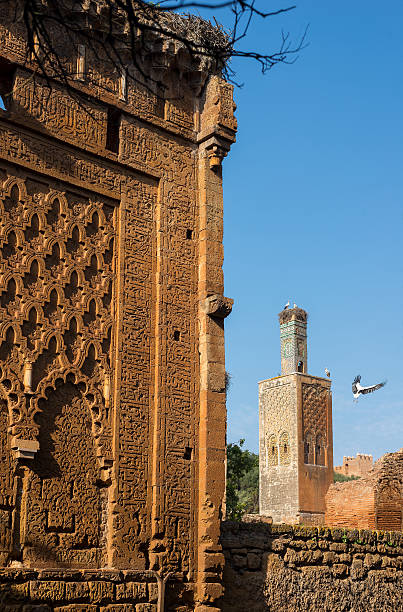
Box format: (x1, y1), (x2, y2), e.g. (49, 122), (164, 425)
(326, 449), (403, 532)
(0, 2), (236, 608)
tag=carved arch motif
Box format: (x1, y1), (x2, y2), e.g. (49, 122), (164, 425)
(0, 174), (116, 476)
(315, 433), (325, 466)
(267, 434), (278, 467)
(279, 431), (290, 465)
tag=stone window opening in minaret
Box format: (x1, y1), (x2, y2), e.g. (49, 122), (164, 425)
(267, 434), (278, 467)
(279, 432), (290, 465)
(304, 432), (314, 464)
(315, 434), (325, 466)
(297, 360), (304, 373)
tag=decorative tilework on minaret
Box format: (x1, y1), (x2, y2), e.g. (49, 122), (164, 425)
(279, 307), (308, 375)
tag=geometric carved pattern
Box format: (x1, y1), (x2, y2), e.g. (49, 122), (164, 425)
(0, 171), (115, 565)
(302, 383), (328, 465)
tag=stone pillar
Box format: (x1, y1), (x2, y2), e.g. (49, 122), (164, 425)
(195, 75), (235, 610)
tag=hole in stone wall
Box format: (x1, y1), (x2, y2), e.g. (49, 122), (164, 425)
(173, 330), (180, 341)
(0, 57), (16, 111)
(184, 447), (192, 460)
(76, 44), (86, 81)
(106, 107), (121, 154)
(186, 229), (193, 240)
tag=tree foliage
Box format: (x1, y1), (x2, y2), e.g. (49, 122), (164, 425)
(226, 439), (259, 520)
(333, 472), (361, 483)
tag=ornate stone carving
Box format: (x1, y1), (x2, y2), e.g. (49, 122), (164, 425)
(0, 171), (115, 565)
(267, 434), (278, 467)
(302, 383), (328, 446)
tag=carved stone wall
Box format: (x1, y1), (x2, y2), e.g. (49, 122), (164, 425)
(0, 172), (115, 568)
(0, 4), (236, 609)
(301, 383), (328, 465)
(259, 377), (299, 523)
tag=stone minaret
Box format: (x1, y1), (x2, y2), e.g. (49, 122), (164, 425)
(259, 306), (333, 525)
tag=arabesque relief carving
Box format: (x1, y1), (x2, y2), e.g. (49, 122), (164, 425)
(0, 171), (115, 565)
(302, 383), (328, 461)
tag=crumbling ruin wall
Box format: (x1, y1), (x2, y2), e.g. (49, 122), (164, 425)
(221, 521), (403, 612)
(326, 450), (403, 531)
(334, 453), (373, 477)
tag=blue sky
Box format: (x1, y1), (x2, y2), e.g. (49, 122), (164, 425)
(214, 1), (403, 464)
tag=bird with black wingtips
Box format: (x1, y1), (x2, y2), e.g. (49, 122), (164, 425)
(325, 368), (330, 378)
(352, 375), (386, 400)
(284, 301), (290, 310)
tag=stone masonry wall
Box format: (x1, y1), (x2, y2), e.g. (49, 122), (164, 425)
(220, 521), (403, 612)
(0, 569), (194, 611)
(0, 3), (236, 609)
(334, 454), (373, 478)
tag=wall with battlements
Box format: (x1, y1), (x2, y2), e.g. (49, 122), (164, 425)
(221, 521), (403, 612)
(334, 453), (373, 477)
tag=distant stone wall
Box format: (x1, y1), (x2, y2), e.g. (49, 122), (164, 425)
(220, 521), (403, 612)
(334, 453), (373, 477)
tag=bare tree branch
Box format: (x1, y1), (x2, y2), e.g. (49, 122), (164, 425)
(0, 0), (307, 106)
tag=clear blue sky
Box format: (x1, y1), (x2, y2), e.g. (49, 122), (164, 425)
(214, 1), (403, 464)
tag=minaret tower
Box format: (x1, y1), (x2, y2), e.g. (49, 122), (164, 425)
(259, 306), (333, 525)
(280, 307), (308, 374)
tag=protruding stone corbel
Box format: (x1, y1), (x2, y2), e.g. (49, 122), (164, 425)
(201, 294), (234, 319)
(198, 132), (231, 170)
(11, 437), (39, 460)
(206, 143), (228, 168)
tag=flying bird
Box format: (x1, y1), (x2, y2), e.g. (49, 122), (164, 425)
(325, 368), (330, 378)
(352, 375), (386, 400)
(284, 301), (290, 310)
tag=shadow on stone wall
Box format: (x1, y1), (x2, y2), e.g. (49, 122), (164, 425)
(0, 565), (195, 611)
(220, 521), (403, 612)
